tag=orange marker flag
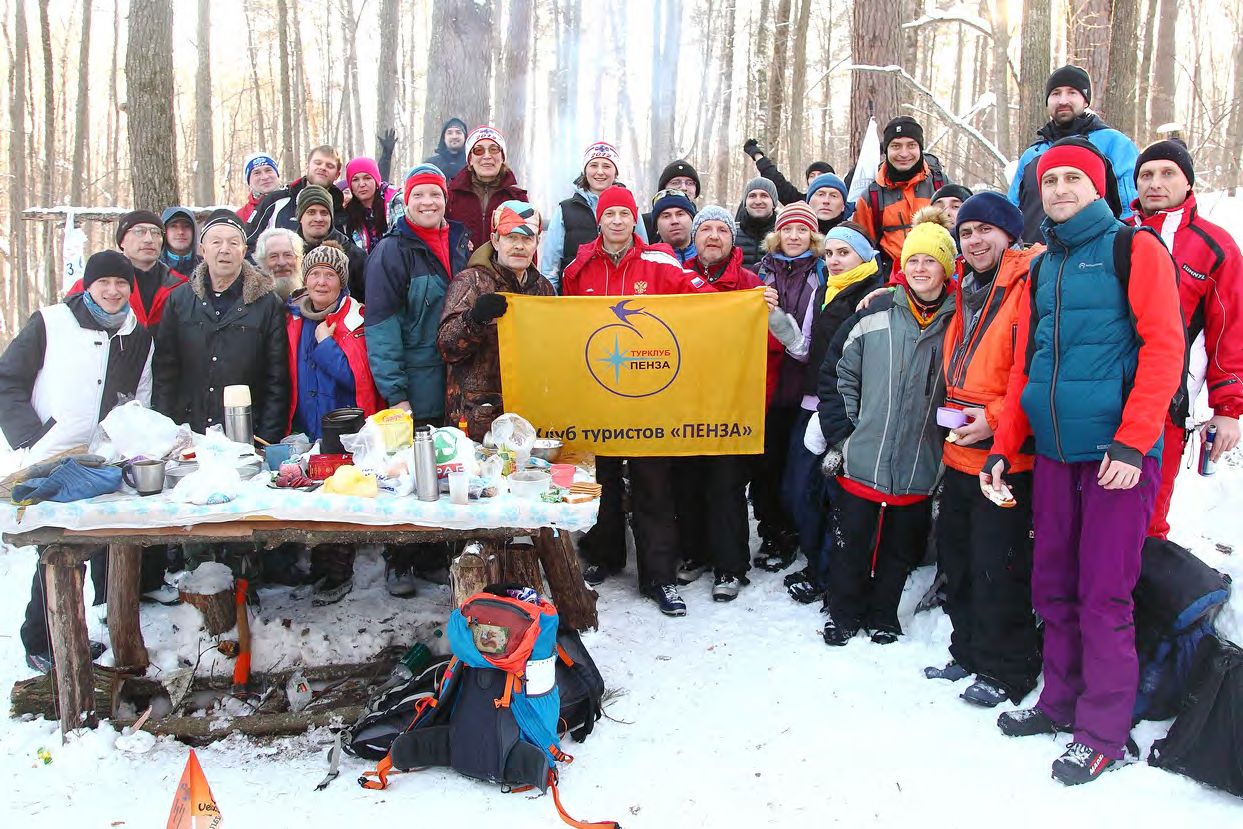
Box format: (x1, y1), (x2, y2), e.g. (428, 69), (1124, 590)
(166, 749), (223, 828)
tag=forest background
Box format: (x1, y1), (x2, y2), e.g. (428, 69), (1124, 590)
(1, 0), (1241, 343)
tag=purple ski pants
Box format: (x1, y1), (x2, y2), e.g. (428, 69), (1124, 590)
(1030, 454), (1160, 758)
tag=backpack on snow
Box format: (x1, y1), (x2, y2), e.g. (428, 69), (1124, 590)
(1132, 536), (1232, 721)
(1149, 635), (1243, 798)
(342, 657), (453, 761)
(358, 587), (619, 829)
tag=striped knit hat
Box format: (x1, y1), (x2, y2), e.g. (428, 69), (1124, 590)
(775, 202), (818, 233)
(302, 240), (350, 293)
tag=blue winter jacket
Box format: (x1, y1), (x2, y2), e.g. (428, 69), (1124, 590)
(1020, 198), (1158, 464)
(1008, 113), (1139, 243)
(288, 296), (355, 441)
(363, 219), (470, 421)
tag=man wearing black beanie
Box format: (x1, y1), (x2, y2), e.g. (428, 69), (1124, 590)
(852, 115), (951, 276)
(1130, 139), (1243, 541)
(1009, 64), (1140, 243)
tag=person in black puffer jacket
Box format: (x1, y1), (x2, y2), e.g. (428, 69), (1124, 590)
(734, 178), (778, 270)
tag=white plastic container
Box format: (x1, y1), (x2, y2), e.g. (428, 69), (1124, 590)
(507, 470), (550, 500)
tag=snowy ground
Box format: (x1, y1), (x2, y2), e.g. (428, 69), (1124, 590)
(2, 195), (1243, 825)
(1, 453), (1240, 827)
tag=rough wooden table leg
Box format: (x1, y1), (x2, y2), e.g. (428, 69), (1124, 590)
(106, 543), (149, 672)
(535, 528), (599, 631)
(498, 541), (545, 592)
(42, 545), (99, 738)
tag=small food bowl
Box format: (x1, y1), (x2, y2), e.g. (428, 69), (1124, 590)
(508, 470), (551, 500)
(936, 406), (970, 429)
(530, 438), (564, 463)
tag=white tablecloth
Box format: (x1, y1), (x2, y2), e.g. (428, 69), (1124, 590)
(1, 480), (599, 535)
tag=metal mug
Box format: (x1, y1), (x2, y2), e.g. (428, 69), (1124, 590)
(123, 459), (166, 496)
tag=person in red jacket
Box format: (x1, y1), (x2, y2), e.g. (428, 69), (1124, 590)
(1129, 140), (1243, 539)
(673, 205), (774, 602)
(446, 126), (530, 251)
(562, 185), (711, 617)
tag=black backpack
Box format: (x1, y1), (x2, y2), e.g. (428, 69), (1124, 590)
(343, 657), (453, 761)
(555, 627), (606, 742)
(1133, 536), (1232, 721)
(1149, 636), (1243, 798)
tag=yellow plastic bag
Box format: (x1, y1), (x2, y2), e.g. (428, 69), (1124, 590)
(321, 465), (379, 498)
(370, 408), (414, 453)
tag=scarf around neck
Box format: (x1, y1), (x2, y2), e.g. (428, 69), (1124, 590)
(82, 292), (130, 331)
(823, 258), (879, 307)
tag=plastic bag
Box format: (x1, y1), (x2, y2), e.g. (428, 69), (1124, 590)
(489, 413), (536, 475)
(94, 400), (190, 462)
(432, 427), (477, 488)
(169, 430), (245, 505)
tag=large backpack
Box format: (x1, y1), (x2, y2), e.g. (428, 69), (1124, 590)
(1149, 635), (1243, 798)
(358, 588), (619, 829)
(1132, 536), (1232, 721)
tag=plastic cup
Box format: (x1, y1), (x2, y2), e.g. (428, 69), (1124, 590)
(448, 470), (470, 505)
(550, 464), (576, 488)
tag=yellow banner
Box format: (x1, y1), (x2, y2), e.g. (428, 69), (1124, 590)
(497, 290), (767, 456)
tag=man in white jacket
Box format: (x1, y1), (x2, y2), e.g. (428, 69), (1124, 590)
(0, 251), (154, 672)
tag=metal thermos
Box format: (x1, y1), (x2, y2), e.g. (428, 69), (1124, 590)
(413, 425), (440, 501)
(1199, 424), (1218, 476)
(224, 406), (253, 445)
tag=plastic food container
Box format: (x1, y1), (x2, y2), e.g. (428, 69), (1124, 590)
(936, 406), (970, 429)
(508, 470), (551, 500)
(531, 438), (563, 462)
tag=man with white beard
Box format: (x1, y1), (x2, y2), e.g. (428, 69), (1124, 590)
(255, 228), (305, 301)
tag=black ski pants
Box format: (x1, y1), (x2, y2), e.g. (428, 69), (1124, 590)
(750, 403), (799, 540)
(672, 455), (751, 577)
(579, 456), (679, 587)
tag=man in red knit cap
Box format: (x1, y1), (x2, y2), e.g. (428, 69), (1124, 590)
(982, 138), (1185, 785)
(562, 185), (713, 617)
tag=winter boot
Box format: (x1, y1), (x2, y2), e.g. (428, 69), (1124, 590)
(642, 583), (687, 617)
(786, 573), (823, 604)
(924, 660), (971, 682)
(997, 707), (1070, 738)
(783, 566), (813, 588)
(822, 612), (858, 647)
(581, 564), (617, 587)
(870, 630), (900, 645)
(1050, 741), (1136, 786)
(676, 559), (708, 585)
(960, 677), (1008, 707)
(312, 575), (354, 606)
(711, 572), (749, 602)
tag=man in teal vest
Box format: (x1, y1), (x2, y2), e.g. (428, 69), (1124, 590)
(982, 138), (1185, 785)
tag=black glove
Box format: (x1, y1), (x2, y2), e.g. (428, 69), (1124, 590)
(469, 293), (508, 324)
(981, 453), (1010, 478)
(377, 128), (398, 181)
(743, 138), (763, 160)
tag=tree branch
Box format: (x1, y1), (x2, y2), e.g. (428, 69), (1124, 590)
(844, 64), (1009, 167)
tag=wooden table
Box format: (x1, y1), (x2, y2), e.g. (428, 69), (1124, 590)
(4, 518), (598, 739)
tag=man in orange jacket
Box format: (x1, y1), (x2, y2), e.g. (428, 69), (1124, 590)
(853, 116), (950, 277)
(924, 192), (1044, 709)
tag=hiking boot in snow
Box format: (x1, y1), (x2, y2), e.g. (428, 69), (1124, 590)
(676, 559), (707, 585)
(997, 707), (1069, 738)
(961, 677), (1009, 707)
(385, 566), (418, 598)
(783, 566), (813, 588)
(582, 564), (617, 587)
(711, 573), (749, 602)
(757, 533), (799, 572)
(1050, 742), (1124, 786)
(643, 583), (687, 617)
(786, 574), (823, 604)
(924, 660), (971, 681)
(870, 629), (900, 645)
(311, 575), (354, 606)
(822, 613), (858, 647)
(26, 641), (107, 674)
(141, 583), (182, 605)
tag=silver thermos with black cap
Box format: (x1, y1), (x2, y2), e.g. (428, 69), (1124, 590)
(413, 425), (439, 501)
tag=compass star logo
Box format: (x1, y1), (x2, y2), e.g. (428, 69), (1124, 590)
(584, 300), (681, 398)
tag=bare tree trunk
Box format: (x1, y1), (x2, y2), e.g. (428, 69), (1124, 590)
(1103, 0), (1140, 139)
(1018, 0), (1052, 149)
(243, 0), (268, 153)
(1227, 29), (1243, 188)
(37, 0), (53, 205)
(1149, 0), (1178, 128)
(606, 2), (642, 172)
(194, 0), (215, 205)
(1067, 0), (1111, 112)
(276, 0), (295, 175)
(1136, 0), (1157, 138)
(496, 0), (532, 167)
(983, 0), (1012, 160)
(108, 0), (121, 203)
(9, 0), (30, 320)
(126, 0), (180, 209)
(765, 0), (793, 149)
(375, 0), (400, 162)
(292, 15), (309, 164)
(647, 0), (680, 182)
(344, 0), (364, 156)
(423, 0), (493, 159)
(850, 0), (902, 160)
(785, 0), (813, 177)
(70, 0), (91, 205)
(714, 0), (739, 201)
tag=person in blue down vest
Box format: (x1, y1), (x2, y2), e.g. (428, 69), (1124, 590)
(1009, 65), (1140, 243)
(983, 138), (1185, 786)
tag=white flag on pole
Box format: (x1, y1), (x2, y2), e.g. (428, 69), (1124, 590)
(846, 117), (881, 204)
